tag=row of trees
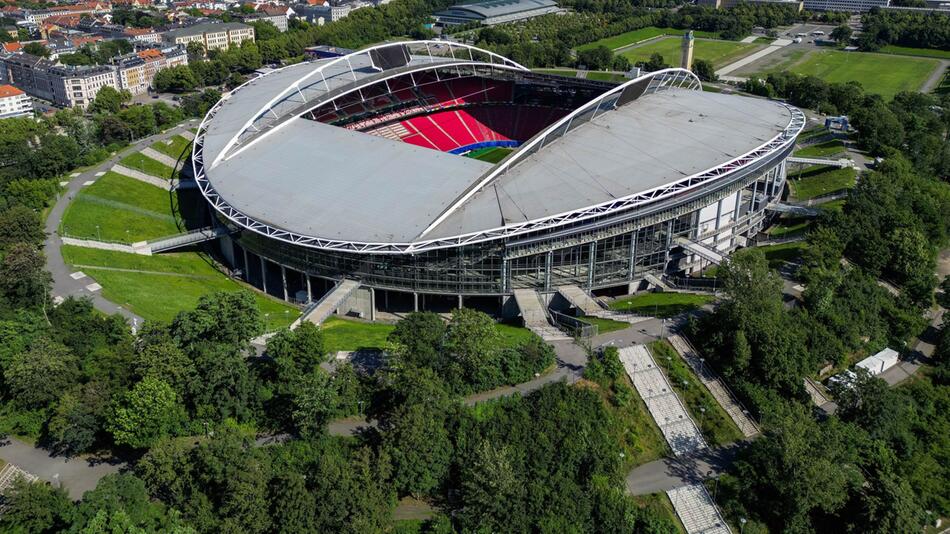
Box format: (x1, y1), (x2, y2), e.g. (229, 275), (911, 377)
(859, 9), (950, 51)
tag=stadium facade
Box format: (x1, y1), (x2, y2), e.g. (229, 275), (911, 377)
(193, 41), (804, 315)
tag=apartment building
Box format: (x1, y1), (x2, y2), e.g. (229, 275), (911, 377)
(162, 22), (255, 51)
(116, 47), (188, 95)
(22, 2), (111, 25)
(2, 53), (117, 107)
(0, 84), (33, 118)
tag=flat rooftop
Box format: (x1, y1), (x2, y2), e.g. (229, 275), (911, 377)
(202, 76), (793, 246)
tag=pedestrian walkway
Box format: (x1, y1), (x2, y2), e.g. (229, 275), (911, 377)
(668, 335), (759, 438)
(513, 288), (570, 341)
(303, 279), (360, 326)
(140, 147), (180, 169)
(620, 344), (707, 456)
(715, 38), (792, 78)
(667, 483), (732, 534)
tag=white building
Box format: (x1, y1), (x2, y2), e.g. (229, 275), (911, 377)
(0, 84), (33, 118)
(856, 348), (899, 376)
(162, 22), (255, 51)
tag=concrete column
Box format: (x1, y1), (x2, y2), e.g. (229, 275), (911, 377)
(663, 219), (674, 267)
(500, 258), (508, 293)
(544, 251), (553, 291)
(627, 231), (638, 281)
(280, 265), (289, 302)
(715, 198), (723, 231)
(586, 241), (596, 289)
(242, 248), (250, 281)
(413, 292), (419, 312)
(305, 275), (312, 303)
(369, 288), (376, 321)
(457, 294), (463, 309)
(259, 256), (268, 294)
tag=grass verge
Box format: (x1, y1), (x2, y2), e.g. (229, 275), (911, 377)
(60, 245), (299, 328)
(879, 45), (950, 60)
(578, 26), (720, 52)
(609, 292), (714, 317)
(320, 318), (539, 353)
(121, 152), (177, 179)
(579, 316), (630, 334)
(757, 241), (806, 268)
(649, 340), (743, 446)
(632, 493), (686, 533)
(621, 37), (762, 69)
(150, 135), (192, 160)
(793, 139), (845, 158)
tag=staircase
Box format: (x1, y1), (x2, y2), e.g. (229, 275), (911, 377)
(556, 285), (646, 325)
(512, 288), (570, 341)
(302, 279), (360, 326)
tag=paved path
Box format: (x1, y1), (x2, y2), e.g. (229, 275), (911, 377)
(667, 483), (732, 534)
(626, 442), (745, 495)
(0, 438), (124, 500)
(715, 39), (792, 78)
(921, 60), (948, 94)
(45, 119), (200, 326)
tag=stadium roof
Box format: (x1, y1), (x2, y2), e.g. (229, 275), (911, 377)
(435, 0), (558, 19)
(195, 43), (802, 253)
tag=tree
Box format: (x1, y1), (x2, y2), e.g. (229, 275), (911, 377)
(153, 65), (199, 93)
(641, 52), (668, 72)
(73, 473), (190, 532)
(0, 479), (72, 533)
(118, 105), (158, 139)
(108, 377), (186, 449)
(691, 58), (717, 82)
(382, 401), (453, 496)
(88, 86), (131, 115)
(132, 341), (198, 401)
(458, 441), (526, 532)
(269, 472), (315, 533)
(446, 308), (499, 386)
(387, 311), (446, 369)
(0, 205), (44, 250)
(831, 24), (853, 45)
(576, 45), (613, 71)
(5, 339), (79, 409)
(186, 41), (206, 62)
(46, 387), (101, 455)
(0, 243), (51, 308)
(171, 291), (263, 347)
(291, 369), (337, 436)
(23, 42), (49, 57)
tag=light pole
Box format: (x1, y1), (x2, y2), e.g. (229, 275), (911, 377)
(96, 224), (101, 241)
(739, 517), (747, 533)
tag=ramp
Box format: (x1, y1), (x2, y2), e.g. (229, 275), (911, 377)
(674, 237), (723, 265)
(667, 484), (732, 534)
(767, 202), (819, 217)
(147, 226), (230, 253)
(556, 285), (604, 316)
(787, 156), (853, 168)
(303, 279), (360, 326)
(644, 273), (671, 291)
(513, 289), (570, 341)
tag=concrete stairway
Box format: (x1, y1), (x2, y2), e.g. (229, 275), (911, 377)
(302, 279), (360, 326)
(556, 285), (646, 325)
(512, 288), (570, 341)
(674, 237), (723, 265)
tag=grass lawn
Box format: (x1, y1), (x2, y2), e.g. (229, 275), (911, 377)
(785, 50), (938, 98)
(321, 316), (395, 353)
(61, 171), (181, 242)
(758, 241), (806, 267)
(621, 37), (762, 69)
(794, 139), (845, 158)
(702, 84), (723, 93)
(465, 146), (513, 163)
(320, 318), (538, 353)
(632, 493), (686, 533)
(819, 199), (847, 212)
(121, 152), (177, 179)
(769, 217), (812, 237)
(150, 135), (192, 160)
(879, 45), (950, 60)
(60, 246), (299, 328)
(533, 68), (578, 77)
(578, 26), (720, 52)
(650, 340), (743, 446)
(578, 316), (629, 334)
(586, 71), (627, 82)
(609, 292), (714, 317)
(787, 165), (856, 200)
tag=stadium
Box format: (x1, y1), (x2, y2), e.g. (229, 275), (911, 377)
(192, 41), (804, 317)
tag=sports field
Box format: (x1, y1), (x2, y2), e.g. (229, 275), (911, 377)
(578, 27), (721, 52)
(60, 246), (300, 328)
(784, 50), (939, 98)
(621, 37), (763, 69)
(465, 146), (513, 163)
(61, 171), (181, 242)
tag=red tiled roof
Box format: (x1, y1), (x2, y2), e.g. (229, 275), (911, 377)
(0, 84), (25, 98)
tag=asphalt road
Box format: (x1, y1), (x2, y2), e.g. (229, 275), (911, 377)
(0, 437), (123, 500)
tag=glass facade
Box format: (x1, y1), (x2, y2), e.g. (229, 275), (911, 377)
(224, 149), (790, 299)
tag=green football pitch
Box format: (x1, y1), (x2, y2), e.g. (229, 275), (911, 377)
(465, 147), (514, 163)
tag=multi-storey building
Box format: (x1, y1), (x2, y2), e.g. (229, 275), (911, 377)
(22, 2), (111, 25)
(115, 46), (188, 95)
(162, 22), (255, 51)
(0, 84), (33, 118)
(802, 0), (888, 11)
